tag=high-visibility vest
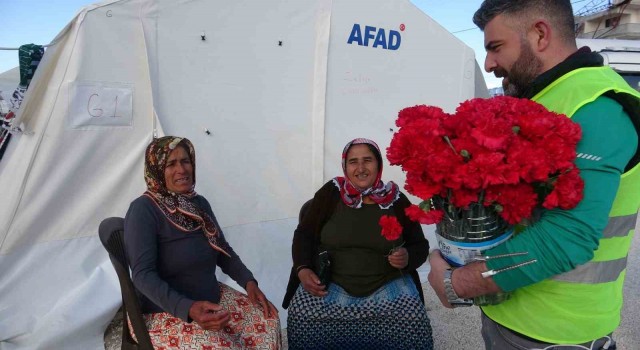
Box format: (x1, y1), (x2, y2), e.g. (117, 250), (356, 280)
(482, 66), (640, 344)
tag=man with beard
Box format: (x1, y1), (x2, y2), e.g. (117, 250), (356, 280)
(427, 0), (640, 349)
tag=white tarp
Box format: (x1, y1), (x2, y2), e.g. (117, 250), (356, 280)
(0, 1), (486, 349)
(0, 67), (19, 102)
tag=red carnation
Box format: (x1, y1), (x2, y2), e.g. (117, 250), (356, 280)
(542, 168), (584, 210)
(396, 105), (448, 128)
(388, 96), (584, 227)
(379, 215), (403, 241)
(405, 205), (445, 225)
(485, 184), (539, 225)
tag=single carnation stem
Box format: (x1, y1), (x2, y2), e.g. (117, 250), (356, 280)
(385, 241), (405, 256)
(446, 189), (456, 215)
(443, 136), (458, 155)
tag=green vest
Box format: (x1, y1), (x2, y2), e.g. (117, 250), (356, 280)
(482, 67), (640, 344)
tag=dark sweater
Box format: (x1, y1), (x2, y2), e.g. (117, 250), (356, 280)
(320, 201), (404, 296)
(124, 195), (255, 321)
(282, 180), (429, 308)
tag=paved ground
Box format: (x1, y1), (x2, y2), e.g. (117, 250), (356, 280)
(105, 230), (640, 349)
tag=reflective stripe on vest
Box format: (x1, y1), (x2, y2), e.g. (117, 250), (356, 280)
(552, 214), (636, 283)
(482, 66), (640, 344)
(601, 213), (637, 239)
(552, 256), (627, 283)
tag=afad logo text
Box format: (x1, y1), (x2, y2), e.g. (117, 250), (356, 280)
(347, 23), (404, 50)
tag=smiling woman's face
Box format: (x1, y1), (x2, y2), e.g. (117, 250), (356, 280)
(345, 144), (379, 191)
(164, 145), (193, 194)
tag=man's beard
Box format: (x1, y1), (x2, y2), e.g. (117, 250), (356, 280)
(496, 41), (542, 97)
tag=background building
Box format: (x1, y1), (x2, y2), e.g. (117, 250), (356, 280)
(575, 0), (640, 39)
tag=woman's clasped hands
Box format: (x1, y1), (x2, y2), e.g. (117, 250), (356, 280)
(188, 301), (230, 331)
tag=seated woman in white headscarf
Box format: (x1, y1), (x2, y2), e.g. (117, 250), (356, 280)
(124, 136), (281, 349)
(282, 138), (434, 350)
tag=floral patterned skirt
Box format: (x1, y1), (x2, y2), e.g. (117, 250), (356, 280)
(134, 283), (281, 349)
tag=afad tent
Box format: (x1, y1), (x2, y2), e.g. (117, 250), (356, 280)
(0, 0), (487, 348)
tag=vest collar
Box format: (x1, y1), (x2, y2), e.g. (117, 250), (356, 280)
(523, 47), (603, 99)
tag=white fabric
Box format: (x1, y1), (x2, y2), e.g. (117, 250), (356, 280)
(0, 1), (485, 348)
(0, 67), (19, 102)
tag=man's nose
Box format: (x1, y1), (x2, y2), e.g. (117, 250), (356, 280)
(484, 54), (496, 73)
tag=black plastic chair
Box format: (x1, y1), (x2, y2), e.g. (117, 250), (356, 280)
(99, 217), (153, 350)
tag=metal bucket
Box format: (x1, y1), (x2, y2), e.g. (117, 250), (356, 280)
(432, 197), (513, 305)
(434, 198), (512, 266)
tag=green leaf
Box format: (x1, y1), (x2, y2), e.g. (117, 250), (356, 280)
(418, 200), (432, 211)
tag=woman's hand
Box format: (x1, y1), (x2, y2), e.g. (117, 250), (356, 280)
(188, 301), (230, 330)
(246, 280), (279, 318)
(388, 247), (409, 269)
(297, 268), (328, 297)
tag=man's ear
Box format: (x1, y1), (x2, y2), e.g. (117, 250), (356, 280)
(530, 19), (552, 52)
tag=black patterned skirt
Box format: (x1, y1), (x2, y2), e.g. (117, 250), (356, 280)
(287, 275), (433, 350)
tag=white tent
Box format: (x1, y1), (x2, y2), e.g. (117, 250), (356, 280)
(0, 67), (19, 103)
(0, 0), (487, 348)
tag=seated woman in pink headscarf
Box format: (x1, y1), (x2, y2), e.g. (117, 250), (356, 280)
(282, 138), (433, 350)
(124, 136), (281, 349)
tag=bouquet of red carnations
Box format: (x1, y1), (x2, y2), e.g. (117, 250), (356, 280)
(388, 96), (584, 229)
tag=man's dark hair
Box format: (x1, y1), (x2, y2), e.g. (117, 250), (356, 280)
(473, 0), (575, 41)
